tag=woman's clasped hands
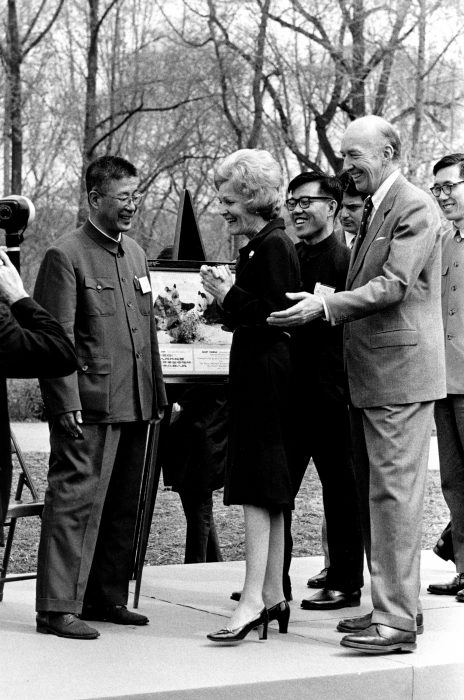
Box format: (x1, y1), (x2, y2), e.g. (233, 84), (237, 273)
(200, 264), (233, 305)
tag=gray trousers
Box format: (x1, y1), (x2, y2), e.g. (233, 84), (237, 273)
(435, 395), (464, 573)
(350, 401), (434, 632)
(36, 421), (148, 613)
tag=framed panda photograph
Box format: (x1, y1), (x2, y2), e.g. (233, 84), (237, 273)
(148, 259), (234, 378)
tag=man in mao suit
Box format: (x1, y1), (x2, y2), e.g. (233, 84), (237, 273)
(34, 155), (167, 640)
(268, 115), (446, 653)
(427, 153), (464, 601)
(0, 249), (76, 546)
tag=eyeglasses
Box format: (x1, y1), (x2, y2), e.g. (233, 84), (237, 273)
(430, 181), (464, 198)
(285, 196), (334, 211)
(94, 190), (144, 206)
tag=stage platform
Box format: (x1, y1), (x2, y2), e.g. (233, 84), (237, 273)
(1, 551), (463, 699)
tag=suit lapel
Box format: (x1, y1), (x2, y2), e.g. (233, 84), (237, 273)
(346, 174), (405, 288)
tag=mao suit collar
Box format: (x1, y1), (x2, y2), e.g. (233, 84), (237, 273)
(83, 219), (125, 256)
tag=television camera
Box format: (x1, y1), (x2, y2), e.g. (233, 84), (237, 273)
(0, 195), (35, 272)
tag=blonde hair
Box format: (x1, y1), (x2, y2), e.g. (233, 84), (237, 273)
(214, 149), (283, 220)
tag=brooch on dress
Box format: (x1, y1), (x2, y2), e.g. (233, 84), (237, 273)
(248, 250), (255, 258)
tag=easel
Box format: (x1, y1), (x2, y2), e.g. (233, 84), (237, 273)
(131, 189), (229, 607)
(0, 430), (44, 600)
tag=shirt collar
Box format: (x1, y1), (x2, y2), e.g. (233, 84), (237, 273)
(371, 169), (401, 211)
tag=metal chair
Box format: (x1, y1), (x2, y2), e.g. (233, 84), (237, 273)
(0, 430), (44, 601)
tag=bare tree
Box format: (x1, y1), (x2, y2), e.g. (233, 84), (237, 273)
(0, 0), (65, 193)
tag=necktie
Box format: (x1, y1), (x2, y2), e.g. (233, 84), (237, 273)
(352, 195), (373, 259)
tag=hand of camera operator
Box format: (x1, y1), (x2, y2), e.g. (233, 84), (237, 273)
(0, 248), (28, 305)
(57, 410), (84, 439)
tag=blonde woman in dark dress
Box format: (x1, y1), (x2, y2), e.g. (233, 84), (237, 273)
(200, 149), (300, 643)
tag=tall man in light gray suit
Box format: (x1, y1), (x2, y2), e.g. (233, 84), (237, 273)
(427, 153), (464, 601)
(268, 115), (446, 653)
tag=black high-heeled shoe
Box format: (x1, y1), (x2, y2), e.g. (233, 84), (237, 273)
(207, 608), (268, 643)
(267, 600), (290, 633)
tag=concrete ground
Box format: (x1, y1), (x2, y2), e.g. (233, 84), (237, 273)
(3, 424), (456, 699)
(0, 552), (463, 700)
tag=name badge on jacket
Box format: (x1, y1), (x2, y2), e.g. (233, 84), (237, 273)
(134, 275), (152, 294)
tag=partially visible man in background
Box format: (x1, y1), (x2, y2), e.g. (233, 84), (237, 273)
(34, 155), (167, 640)
(338, 172), (367, 249)
(0, 248), (76, 546)
(427, 153), (464, 602)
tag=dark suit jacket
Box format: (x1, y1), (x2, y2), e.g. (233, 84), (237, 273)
(0, 297), (77, 543)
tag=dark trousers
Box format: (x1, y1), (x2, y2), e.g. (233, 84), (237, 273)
(435, 395), (464, 572)
(179, 491), (223, 564)
(284, 398), (364, 593)
(36, 421), (147, 613)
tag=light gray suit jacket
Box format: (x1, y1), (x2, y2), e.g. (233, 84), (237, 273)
(325, 173), (446, 408)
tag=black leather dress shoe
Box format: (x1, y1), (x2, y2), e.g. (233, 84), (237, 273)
(456, 588), (464, 602)
(433, 522), (455, 563)
(427, 573), (464, 595)
(337, 611), (424, 635)
(36, 612), (100, 639)
(231, 590), (293, 603)
(301, 588), (361, 610)
(81, 604), (148, 625)
(306, 568), (328, 589)
(340, 623), (416, 653)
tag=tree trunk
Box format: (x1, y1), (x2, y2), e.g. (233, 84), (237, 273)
(409, 0), (426, 182)
(3, 78), (11, 194)
(350, 0), (366, 117)
(7, 0), (22, 194)
(77, 0), (100, 225)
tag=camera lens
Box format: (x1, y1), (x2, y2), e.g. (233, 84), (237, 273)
(0, 203), (14, 221)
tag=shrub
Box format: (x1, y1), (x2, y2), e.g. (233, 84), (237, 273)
(6, 378), (46, 421)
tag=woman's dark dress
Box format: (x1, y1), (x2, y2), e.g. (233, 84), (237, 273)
(221, 218), (301, 510)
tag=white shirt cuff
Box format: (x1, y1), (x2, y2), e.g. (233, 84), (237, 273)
(319, 295), (331, 322)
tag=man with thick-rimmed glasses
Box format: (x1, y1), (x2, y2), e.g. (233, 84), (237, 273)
(283, 171), (364, 612)
(427, 153), (464, 603)
(33, 155), (167, 639)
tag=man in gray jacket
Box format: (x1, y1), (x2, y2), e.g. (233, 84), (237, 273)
(34, 156), (167, 639)
(427, 153), (464, 601)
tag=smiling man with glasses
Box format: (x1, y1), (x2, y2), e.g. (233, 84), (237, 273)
(33, 155), (167, 639)
(282, 170), (364, 613)
(427, 153), (464, 604)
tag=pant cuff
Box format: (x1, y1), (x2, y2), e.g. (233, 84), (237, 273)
(36, 598), (82, 614)
(371, 610), (417, 632)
